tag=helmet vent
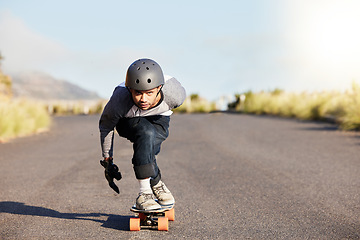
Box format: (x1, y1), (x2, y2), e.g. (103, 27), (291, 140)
(147, 79), (152, 83)
(146, 67), (150, 70)
(137, 67), (141, 70)
(136, 79), (140, 84)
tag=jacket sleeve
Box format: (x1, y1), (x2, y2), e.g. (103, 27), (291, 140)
(162, 77), (186, 109)
(99, 87), (131, 158)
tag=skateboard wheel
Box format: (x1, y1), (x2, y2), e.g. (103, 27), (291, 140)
(129, 218), (140, 231)
(157, 217), (168, 231)
(165, 208), (175, 221)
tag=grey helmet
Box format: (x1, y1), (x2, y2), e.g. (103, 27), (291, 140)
(125, 58), (165, 90)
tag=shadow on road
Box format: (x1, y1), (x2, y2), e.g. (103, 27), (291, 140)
(299, 125), (339, 131)
(0, 201), (130, 231)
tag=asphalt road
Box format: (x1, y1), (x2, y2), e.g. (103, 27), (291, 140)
(0, 113), (359, 239)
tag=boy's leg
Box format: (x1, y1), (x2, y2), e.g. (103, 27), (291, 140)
(116, 116), (170, 180)
(116, 116), (173, 209)
(144, 116), (175, 205)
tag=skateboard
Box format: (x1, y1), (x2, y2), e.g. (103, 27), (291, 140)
(129, 204), (175, 231)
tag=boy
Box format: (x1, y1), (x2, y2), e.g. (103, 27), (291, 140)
(99, 58), (186, 210)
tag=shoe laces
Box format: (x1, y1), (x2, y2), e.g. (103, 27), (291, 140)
(152, 182), (168, 196)
(140, 193), (155, 201)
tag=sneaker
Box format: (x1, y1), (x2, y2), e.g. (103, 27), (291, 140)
(136, 192), (161, 210)
(151, 180), (175, 205)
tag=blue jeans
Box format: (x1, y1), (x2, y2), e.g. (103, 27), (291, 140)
(116, 116), (170, 184)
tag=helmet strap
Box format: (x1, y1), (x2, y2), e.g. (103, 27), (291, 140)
(156, 85), (163, 97)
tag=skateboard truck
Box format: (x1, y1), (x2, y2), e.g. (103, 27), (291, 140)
(130, 214), (169, 231)
(129, 205), (175, 231)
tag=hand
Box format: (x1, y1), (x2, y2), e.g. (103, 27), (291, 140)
(100, 158), (122, 194)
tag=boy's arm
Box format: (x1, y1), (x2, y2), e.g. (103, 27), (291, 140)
(162, 77), (186, 109)
(99, 86), (132, 158)
(99, 104), (117, 158)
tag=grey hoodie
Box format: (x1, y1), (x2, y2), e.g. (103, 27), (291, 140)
(99, 76), (186, 158)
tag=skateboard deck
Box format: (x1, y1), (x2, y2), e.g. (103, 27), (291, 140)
(129, 204), (175, 231)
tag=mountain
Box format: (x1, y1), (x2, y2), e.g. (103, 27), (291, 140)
(11, 71), (101, 101)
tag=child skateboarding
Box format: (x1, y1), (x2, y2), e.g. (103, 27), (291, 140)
(99, 58), (186, 211)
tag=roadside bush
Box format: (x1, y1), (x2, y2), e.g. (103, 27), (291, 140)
(340, 83), (360, 130)
(230, 82), (360, 131)
(174, 94), (217, 113)
(0, 98), (51, 141)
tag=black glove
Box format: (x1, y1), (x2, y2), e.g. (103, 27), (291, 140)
(100, 159), (122, 194)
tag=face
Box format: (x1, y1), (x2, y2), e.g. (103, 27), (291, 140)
(130, 86), (162, 110)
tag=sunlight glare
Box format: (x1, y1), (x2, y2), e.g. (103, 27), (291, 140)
(284, 1), (360, 90)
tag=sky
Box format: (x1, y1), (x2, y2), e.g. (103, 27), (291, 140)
(0, 0), (360, 101)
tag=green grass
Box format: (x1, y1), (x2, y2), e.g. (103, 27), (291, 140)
(0, 98), (51, 141)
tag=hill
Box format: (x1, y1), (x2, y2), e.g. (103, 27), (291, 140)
(12, 71), (101, 101)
